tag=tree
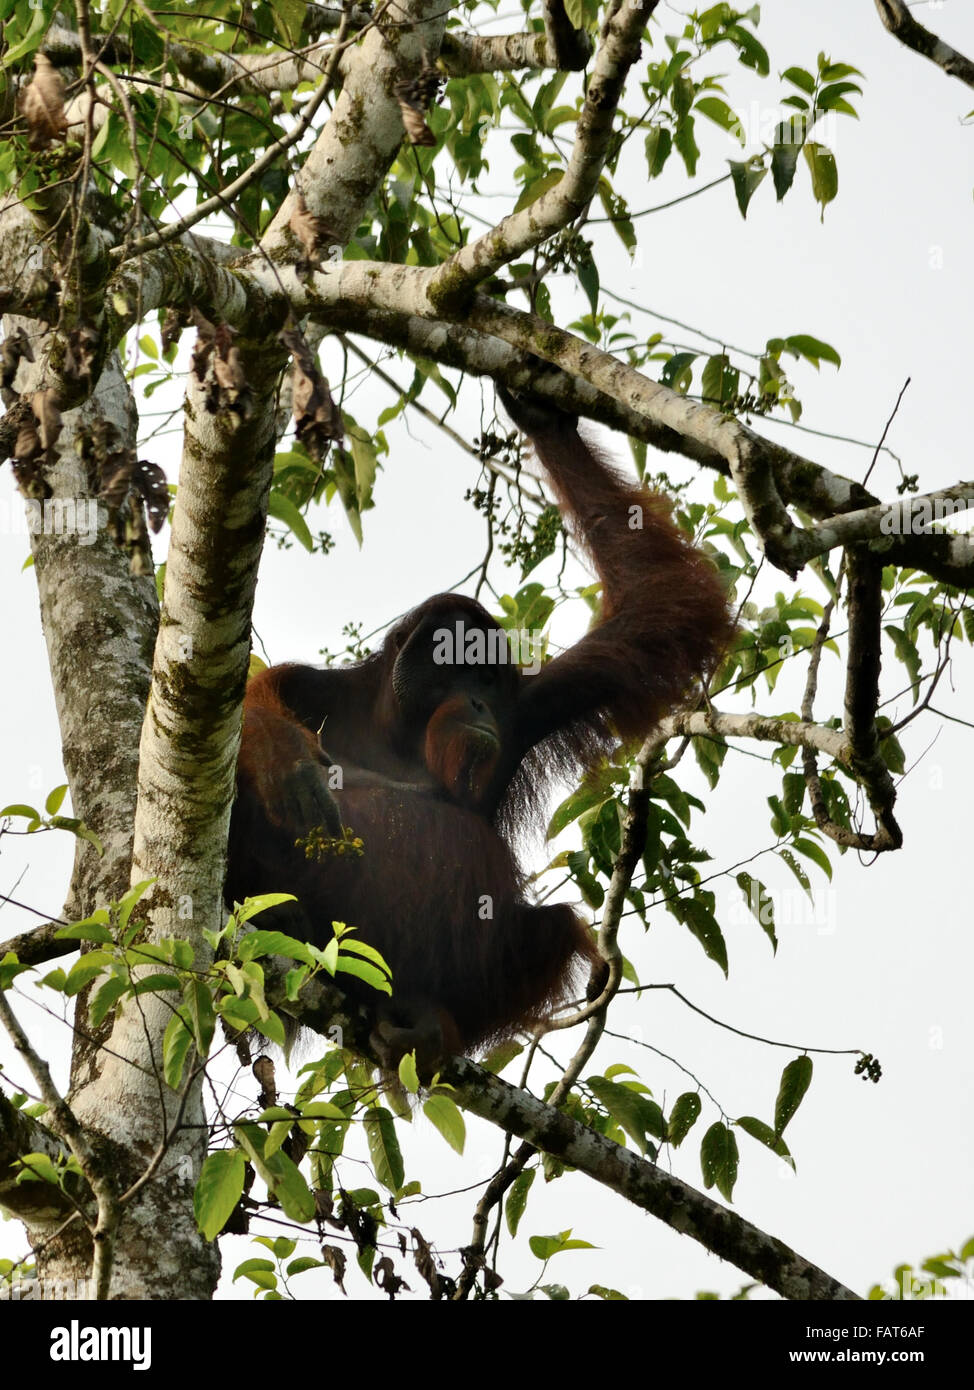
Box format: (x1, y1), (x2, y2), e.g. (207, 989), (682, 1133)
(0, 0), (971, 1306)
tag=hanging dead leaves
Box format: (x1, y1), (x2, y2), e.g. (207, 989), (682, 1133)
(19, 53), (68, 151)
(64, 324), (98, 395)
(77, 417), (169, 576)
(278, 324), (343, 463)
(4, 318), (100, 496)
(190, 308), (252, 420)
(100, 455), (168, 575)
(1, 327), (34, 407)
(394, 62), (444, 147)
(11, 390), (61, 499)
(289, 193), (339, 277)
(160, 306), (190, 356)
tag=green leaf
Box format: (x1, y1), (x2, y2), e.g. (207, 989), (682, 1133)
(529, 1230), (595, 1260)
(792, 836), (833, 880)
(783, 334), (841, 369)
(736, 1115), (795, 1168)
(267, 491), (314, 552)
(163, 1012), (194, 1090)
(576, 250), (600, 318)
(253, 1012), (287, 1047)
(774, 1055), (813, 1137)
(548, 784), (608, 838)
(674, 897), (728, 975)
(661, 351), (697, 394)
(89, 976), (126, 1028)
(771, 139), (802, 200)
(667, 1092), (702, 1148)
(234, 1124), (316, 1223)
(398, 1051), (420, 1095)
(44, 784), (68, 815)
(335, 954), (392, 995)
(237, 929), (315, 965)
(514, 169), (564, 213)
(117, 879), (155, 933)
(3, 0), (55, 64)
(778, 847), (812, 896)
(195, 1149), (246, 1240)
(804, 141), (838, 213)
(782, 66), (815, 95)
(0, 952), (32, 990)
(673, 113), (700, 177)
(725, 23), (769, 76)
(728, 158), (767, 218)
(701, 353), (739, 408)
(700, 1121), (739, 1202)
(233, 1257), (276, 1285)
(644, 126), (672, 178)
(334, 937), (392, 974)
(817, 81), (862, 116)
(363, 1107), (405, 1191)
(695, 97), (743, 144)
(505, 1168), (535, 1237)
(55, 920), (114, 945)
(587, 1076), (664, 1154)
(183, 978), (216, 1055)
(736, 871), (777, 951)
(481, 1039), (523, 1075)
(63, 953), (113, 996)
(423, 1094), (466, 1155)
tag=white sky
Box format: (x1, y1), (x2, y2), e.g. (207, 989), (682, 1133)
(1, 0), (972, 1300)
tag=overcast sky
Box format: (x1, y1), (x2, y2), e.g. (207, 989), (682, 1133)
(1, 0), (972, 1300)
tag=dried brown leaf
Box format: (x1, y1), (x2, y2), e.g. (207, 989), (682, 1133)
(393, 71), (441, 147)
(395, 94), (436, 146)
(136, 459), (169, 532)
(64, 324), (98, 390)
(0, 327), (34, 404)
(213, 344), (245, 392)
(12, 418), (46, 498)
(31, 389), (63, 453)
(320, 1244), (346, 1295)
(278, 326), (343, 462)
(289, 194), (338, 261)
(14, 420), (42, 467)
(160, 307), (189, 354)
(20, 54), (68, 151)
(252, 1055), (277, 1107)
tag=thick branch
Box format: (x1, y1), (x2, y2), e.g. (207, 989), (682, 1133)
(0, 922), (75, 969)
(440, 1056), (860, 1300)
(0, 1089), (84, 1224)
(442, 26), (592, 75)
(841, 550), (902, 850)
(875, 0), (974, 89)
(271, 965), (857, 1299)
(258, 0), (451, 258)
(662, 709), (851, 763)
(44, 18), (588, 94)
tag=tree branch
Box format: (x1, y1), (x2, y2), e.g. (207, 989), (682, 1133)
(440, 1055), (861, 1300)
(0, 920), (75, 970)
(0, 1088), (82, 1225)
(841, 550), (902, 850)
(428, 0), (658, 307)
(875, 0), (974, 89)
